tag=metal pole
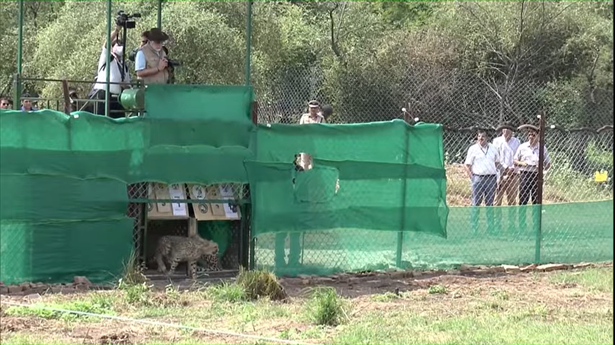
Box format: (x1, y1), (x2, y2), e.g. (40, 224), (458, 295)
(244, 0), (253, 86)
(535, 111), (546, 263)
(105, 0), (112, 117)
(396, 125), (409, 268)
(13, 0), (24, 110)
(157, 0), (162, 29)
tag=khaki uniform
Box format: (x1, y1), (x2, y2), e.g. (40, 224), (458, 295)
(299, 113), (325, 124)
(138, 44), (169, 84)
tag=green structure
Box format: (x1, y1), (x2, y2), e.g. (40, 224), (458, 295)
(0, 84), (452, 284)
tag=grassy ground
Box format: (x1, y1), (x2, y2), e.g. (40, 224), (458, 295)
(1, 266), (612, 345)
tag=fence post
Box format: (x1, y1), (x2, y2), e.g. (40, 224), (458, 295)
(396, 124), (410, 268)
(535, 111), (547, 263)
(248, 101), (258, 270)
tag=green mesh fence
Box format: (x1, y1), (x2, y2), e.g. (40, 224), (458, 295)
(255, 201), (613, 276)
(1, 84), (612, 285)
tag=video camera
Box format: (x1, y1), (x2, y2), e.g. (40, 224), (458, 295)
(116, 10), (141, 29)
(165, 58), (182, 67)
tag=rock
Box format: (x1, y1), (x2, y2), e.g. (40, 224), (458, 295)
(51, 286), (63, 294)
(75, 284), (89, 291)
(501, 265), (520, 273)
(413, 271), (422, 278)
(301, 279), (310, 286)
(520, 264), (538, 272)
(447, 270), (461, 275)
(317, 277), (334, 283)
(389, 271), (409, 279)
(573, 263), (592, 269)
(0, 286), (8, 294)
(23, 293), (42, 301)
(492, 266), (506, 273)
(7, 285), (22, 294)
(459, 264), (476, 272)
(536, 264), (568, 272)
(73, 276), (92, 286)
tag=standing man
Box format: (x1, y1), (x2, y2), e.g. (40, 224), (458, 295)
(89, 25), (131, 118)
(514, 124), (551, 230)
(465, 129), (502, 233)
(514, 125), (551, 206)
(493, 122), (521, 206)
(299, 100), (325, 124)
(135, 28), (170, 85)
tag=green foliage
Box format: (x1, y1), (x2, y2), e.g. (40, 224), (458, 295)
(236, 267), (287, 301)
(0, 1), (611, 128)
(206, 281), (247, 303)
(304, 286), (348, 326)
(5, 295), (115, 321)
(428, 284), (448, 295)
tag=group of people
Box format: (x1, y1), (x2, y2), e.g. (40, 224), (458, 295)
(86, 26), (173, 118)
(464, 122), (551, 232)
(0, 94), (38, 111)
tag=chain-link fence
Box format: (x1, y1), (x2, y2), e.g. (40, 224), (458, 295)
(251, 56), (613, 275)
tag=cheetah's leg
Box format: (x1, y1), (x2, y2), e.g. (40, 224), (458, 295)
(168, 256), (180, 275)
(155, 250), (167, 273)
(188, 261), (197, 279)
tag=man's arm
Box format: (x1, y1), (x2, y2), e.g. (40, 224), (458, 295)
(104, 26), (121, 49)
(464, 147), (474, 179)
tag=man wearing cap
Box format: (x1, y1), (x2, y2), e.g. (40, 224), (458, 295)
(299, 100), (326, 124)
(135, 28), (170, 84)
(465, 129), (502, 233)
(492, 122), (521, 206)
(514, 125), (551, 206)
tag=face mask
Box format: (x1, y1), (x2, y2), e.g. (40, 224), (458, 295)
(112, 45), (124, 56)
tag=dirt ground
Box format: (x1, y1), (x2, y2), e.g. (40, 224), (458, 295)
(1, 263), (612, 345)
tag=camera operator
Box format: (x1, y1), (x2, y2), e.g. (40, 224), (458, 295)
(87, 25), (131, 118)
(135, 28), (171, 84)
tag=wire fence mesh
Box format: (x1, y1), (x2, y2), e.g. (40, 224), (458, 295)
(252, 61), (613, 274)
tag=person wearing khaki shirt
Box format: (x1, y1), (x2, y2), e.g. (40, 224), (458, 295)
(299, 100), (325, 124)
(135, 28), (170, 85)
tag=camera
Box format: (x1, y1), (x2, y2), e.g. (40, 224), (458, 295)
(128, 47), (139, 62)
(115, 10), (141, 29)
(165, 58), (182, 67)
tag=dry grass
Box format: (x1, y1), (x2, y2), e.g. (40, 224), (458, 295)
(1, 266), (612, 345)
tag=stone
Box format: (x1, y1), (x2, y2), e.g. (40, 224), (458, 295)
(75, 284), (89, 291)
(73, 276), (92, 286)
(536, 264), (568, 272)
(317, 277), (334, 283)
(413, 271), (422, 278)
(23, 293), (42, 301)
(573, 263), (592, 269)
(492, 266), (506, 273)
(0, 286), (8, 294)
(501, 265), (520, 273)
(7, 285), (22, 294)
(301, 279), (310, 286)
(520, 264), (538, 272)
(51, 286), (63, 294)
(459, 265), (474, 272)
(389, 271), (409, 279)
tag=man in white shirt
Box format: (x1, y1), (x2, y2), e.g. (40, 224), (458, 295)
(513, 125), (551, 206)
(88, 25), (131, 118)
(465, 130), (502, 233)
(492, 122), (521, 206)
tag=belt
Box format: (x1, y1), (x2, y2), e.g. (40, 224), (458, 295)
(472, 174), (496, 177)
